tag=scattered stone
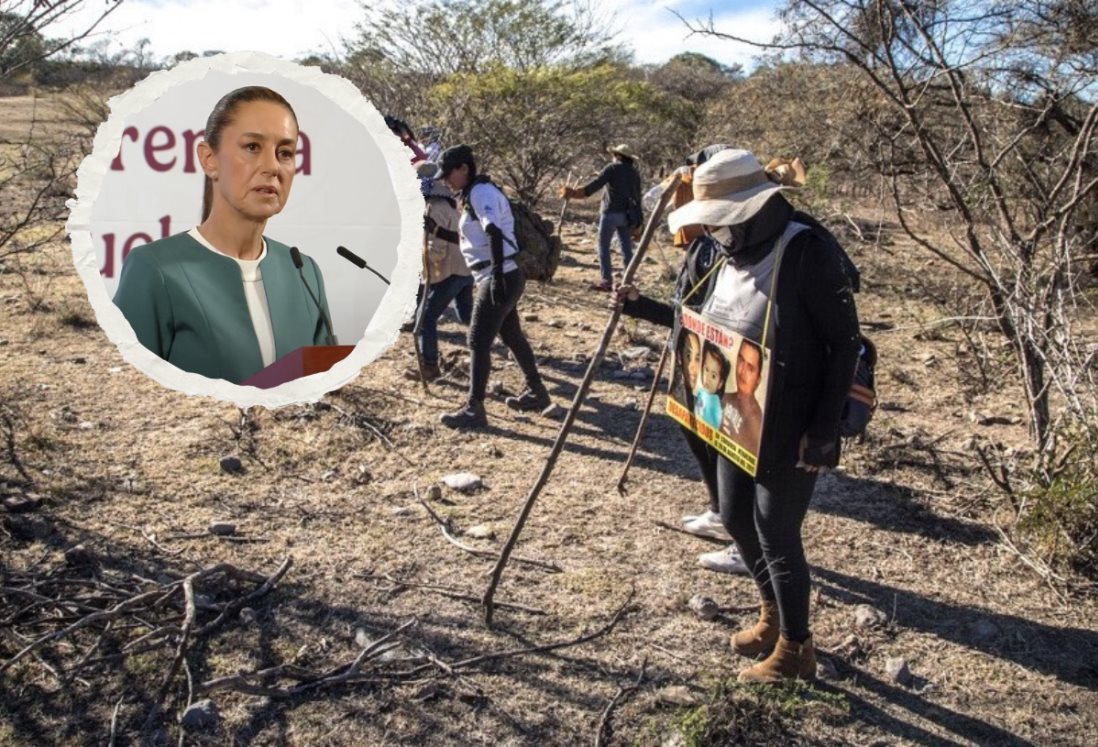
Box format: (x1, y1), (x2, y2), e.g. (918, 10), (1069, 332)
(180, 699), (219, 732)
(239, 607), (257, 625)
(64, 544), (95, 566)
(484, 444), (503, 458)
(623, 398), (639, 410)
(885, 656), (913, 687)
(853, 604), (888, 630)
(194, 594), (213, 609)
(816, 656), (840, 680)
(77, 421), (96, 430)
(2, 494), (41, 513)
(966, 618), (1000, 642)
(488, 380), (506, 397)
(961, 436), (978, 451)
(208, 521), (236, 537)
(108, 366), (122, 373)
(655, 686), (698, 706)
(425, 484), (443, 502)
(687, 594), (720, 621)
(546, 319), (564, 328)
(354, 628), (372, 648)
(465, 524), (496, 540)
(541, 403), (565, 419)
(71, 357), (86, 365)
(621, 346), (650, 361)
(921, 353), (937, 366)
(391, 505), (417, 517)
(441, 472), (483, 492)
(628, 366), (654, 381)
(523, 312), (539, 322)
(219, 456), (244, 475)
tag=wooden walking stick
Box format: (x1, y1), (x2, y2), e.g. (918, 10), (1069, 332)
(616, 330), (672, 494)
(556, 170), (574, 236)
(481, 173), (682, 627)
(410, 209), (432, 393)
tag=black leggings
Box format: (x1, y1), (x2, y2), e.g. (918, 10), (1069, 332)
(467, 268), (542, 403)
(691, 434), (818, 641)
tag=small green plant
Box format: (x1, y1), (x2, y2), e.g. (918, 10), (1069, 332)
(654, 678), (850, 746)
(1018, 425), (1098, 580)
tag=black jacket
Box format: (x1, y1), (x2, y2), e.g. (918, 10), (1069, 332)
(582, 160), (642, 215)
(623, 225), (861, 475)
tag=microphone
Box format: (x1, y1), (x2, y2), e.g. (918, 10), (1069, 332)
(336, 245), (391, 285)
(289, 246), (336, 345)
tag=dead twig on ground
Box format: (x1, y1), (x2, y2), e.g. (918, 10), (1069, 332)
(197, 589), (635, 699)
(414, 484), (562, 574)
(594, 658), (648, 747)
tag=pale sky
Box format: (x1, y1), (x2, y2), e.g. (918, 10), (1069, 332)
(42, 0), (781, 71)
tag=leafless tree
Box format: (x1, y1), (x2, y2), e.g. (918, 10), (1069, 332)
(683, 1), (1098, 474)
(0, 1), (125, 271)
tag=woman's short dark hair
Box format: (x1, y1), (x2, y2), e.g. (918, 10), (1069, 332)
(201, 86), (298, 221)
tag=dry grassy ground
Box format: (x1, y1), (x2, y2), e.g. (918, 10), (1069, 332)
(2, 119), (1097, 743)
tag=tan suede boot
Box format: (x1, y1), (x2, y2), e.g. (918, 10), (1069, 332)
(737, 634), (816, 683)
(729, 601), (780, 658)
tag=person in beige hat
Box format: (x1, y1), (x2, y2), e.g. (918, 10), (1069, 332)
(560, 144), (644, 291)
(614, 147), (860, 683)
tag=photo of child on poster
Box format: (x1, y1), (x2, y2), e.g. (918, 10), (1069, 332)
(667, 308), (771, 476)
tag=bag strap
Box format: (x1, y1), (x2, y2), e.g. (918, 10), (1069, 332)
(464, 180), (521, 254)
(758, 234), (788, 356)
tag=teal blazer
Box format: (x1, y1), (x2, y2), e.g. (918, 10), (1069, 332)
(113, 232), (332, 385)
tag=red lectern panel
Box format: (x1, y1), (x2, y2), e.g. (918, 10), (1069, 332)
(242, 346), (355, 389)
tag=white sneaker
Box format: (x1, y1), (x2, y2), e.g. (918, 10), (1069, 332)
(681, 510), (732, 541)
(698, 545), (749, 575)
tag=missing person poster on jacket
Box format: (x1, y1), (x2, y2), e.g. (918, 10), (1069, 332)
(666, 308), (772, 476)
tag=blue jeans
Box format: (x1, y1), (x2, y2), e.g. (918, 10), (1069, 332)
(418, 273), (474, 366)
(597, 210), (633, 283)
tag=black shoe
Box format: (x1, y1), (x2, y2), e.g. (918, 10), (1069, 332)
(505, 385), (550, 412)
(440, 399), (487, 429)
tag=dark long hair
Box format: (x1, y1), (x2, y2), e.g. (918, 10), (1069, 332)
(201, 86), (298, 221)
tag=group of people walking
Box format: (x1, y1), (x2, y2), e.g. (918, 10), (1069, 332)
(414, 133), (862, 683)
(111, 84), (862, 685)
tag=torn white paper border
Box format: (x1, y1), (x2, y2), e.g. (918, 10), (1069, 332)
(66, 51), (421, 408)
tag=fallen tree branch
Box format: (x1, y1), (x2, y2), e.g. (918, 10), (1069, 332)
(594, 658), (648, 747)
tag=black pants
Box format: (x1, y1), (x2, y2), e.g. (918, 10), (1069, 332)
(692, 437), (818, 642)
(467, 268), (542, 403)
(681, 426), (720, 514)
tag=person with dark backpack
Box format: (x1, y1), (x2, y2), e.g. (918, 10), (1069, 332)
(560, 144), (643, 291)
(614, 149), (862, 682)
(435, 145), (551, 429)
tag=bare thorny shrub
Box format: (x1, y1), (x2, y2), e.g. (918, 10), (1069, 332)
(1, 1), (126, 309)
(686, 0), (1098, 583)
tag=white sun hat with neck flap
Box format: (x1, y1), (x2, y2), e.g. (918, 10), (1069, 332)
(667, 148), (804, 234)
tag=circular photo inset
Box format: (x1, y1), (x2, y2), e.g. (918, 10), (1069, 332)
(66, 51), (422, 407)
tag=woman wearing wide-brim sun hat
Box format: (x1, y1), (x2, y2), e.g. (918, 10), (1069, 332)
(614, 147), (861, 683)
(559, 143), (644, 291)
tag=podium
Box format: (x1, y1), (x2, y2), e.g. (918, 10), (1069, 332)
(242, 346), (355, 389)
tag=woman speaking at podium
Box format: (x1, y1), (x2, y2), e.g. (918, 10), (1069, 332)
(113, 86), (333, 385)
